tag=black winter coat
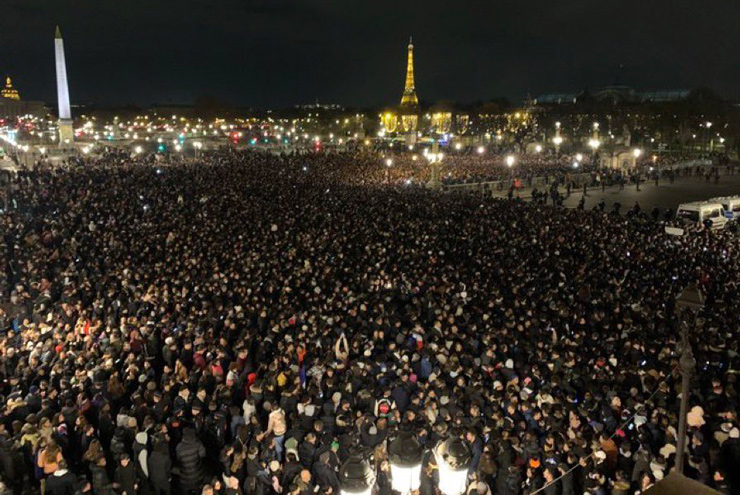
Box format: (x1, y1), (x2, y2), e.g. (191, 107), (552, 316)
(115, 462), (137, 495)
(148, 442), (172, 488)
(176, 428), (206, 490)
(46, 470), (78, 495)
(312, 462), (339, 493)
(91, 464), (114, 495)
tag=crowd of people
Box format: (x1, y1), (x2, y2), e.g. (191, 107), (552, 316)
(0, 149), (738, 495)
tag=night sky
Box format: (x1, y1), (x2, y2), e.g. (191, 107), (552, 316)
(2, 0), (740, 109)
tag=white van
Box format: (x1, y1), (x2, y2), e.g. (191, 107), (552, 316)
(710, 196), (740, 220)
(676, 202), (728, 230)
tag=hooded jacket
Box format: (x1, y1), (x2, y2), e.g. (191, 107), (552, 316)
(133, 432), (149, 479)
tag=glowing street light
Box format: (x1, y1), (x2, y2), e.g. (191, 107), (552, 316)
(386, 158), (393, 167)
(575, 153), (583, 162)
(388, 431), (423, 495)
(534, 144), (542, 153)
(340, 455), (376, 495)
(505, 155), (515, 167)
(552, 136), (563, 146)
(633, 148), (642, 158)
(134, 146), (143, 154)
(588, 139), (600, 150)
(454, 143), (462, 150)
(434, 437), (472, 495)
(477, 146), (485, 154)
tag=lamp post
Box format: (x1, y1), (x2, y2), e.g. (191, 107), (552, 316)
(434, 437), (472, 495)
(388, 431), (423, 495)
(674, 285), (704, 474)
(704, 122), (713, 154)
(553, 122), (563, 156)
(340, 454), (376, 495)
(427, 152), (443, 189)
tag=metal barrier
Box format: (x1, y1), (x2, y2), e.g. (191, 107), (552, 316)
(442, 161), (712, 193)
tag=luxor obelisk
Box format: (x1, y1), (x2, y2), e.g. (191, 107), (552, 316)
(55, 26), (74, 145)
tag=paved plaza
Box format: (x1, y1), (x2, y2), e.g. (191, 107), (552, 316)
(496, 174), (740, 211)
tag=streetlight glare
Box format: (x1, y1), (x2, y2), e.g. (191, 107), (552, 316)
(505, 155), (515, 167)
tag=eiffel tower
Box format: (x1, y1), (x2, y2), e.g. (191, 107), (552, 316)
(400, 37), (419, 109)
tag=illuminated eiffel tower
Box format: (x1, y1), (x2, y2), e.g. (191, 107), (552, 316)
(400, 37), (419, 108)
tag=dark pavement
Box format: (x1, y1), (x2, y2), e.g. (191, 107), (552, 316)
(497, 175), (740, 212)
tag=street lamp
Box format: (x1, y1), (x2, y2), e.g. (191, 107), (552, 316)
(388, 431), (423, 495)
(552, 135), (563, 153)
(575, 153), (583, 162)
(340, 454), (376, 495)
(588, 139), (600, 150)
(674, 285), (704, 475)
(477, 146), (485, 155)
(434, 437), (472, 495)
(633, 148), (642, 158)
(386, 158), (393, 167)
(505, 155), (515, 167)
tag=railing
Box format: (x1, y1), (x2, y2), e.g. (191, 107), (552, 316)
(441, 160), (714, 194)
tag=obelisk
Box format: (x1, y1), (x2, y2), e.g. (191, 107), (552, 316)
(55, 26), (74, 145)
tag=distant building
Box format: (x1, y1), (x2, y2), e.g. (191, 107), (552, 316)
(295, 101), (344, 111)
(534, 85), (692, 106)
(0, 76), (45, 119)
(1, 77), (20, 100)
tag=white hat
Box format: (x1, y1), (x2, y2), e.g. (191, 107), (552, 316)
(505, 359), (514, 369)
(659, 444), (676, 458)
(687, 406), (705, 427)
